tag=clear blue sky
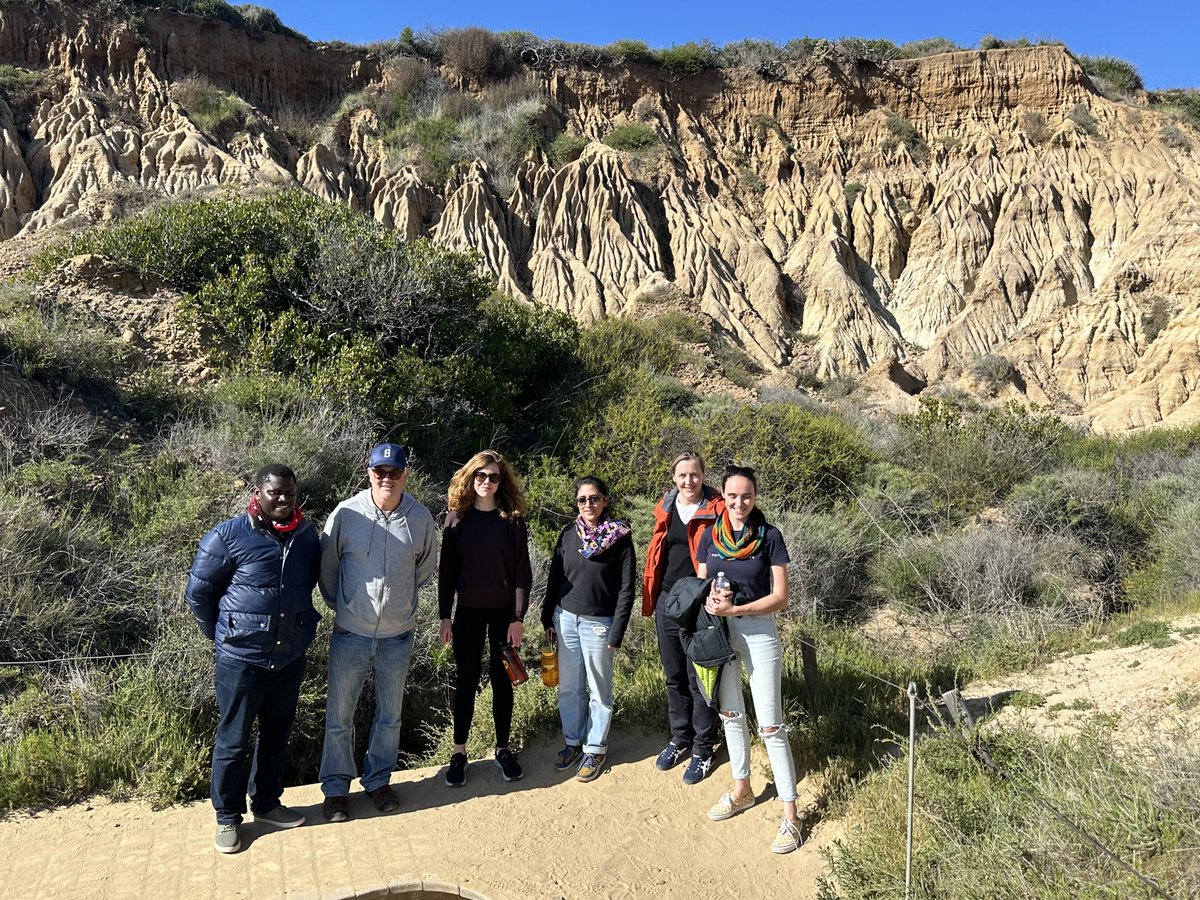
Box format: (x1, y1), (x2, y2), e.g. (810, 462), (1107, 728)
(262, 0), (1198, 90)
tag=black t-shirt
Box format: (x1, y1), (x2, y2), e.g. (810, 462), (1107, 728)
(696, 523), (790, 604)
(660, 505), (697, 595)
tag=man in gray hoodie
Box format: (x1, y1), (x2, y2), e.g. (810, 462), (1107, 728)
(318, 442), (437, 822)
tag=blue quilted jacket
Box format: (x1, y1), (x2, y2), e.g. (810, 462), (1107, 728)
(185, 513), (322, 669)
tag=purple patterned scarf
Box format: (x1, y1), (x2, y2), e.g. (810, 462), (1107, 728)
(576, 515), (631, 558)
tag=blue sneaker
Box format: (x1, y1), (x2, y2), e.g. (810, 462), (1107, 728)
(576, 752), (606, 782)
(655, 741), (691, 771)
(682, 753), (715, 785)
(555, 745), (583, 771)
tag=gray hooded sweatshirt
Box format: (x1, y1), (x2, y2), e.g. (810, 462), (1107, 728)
(319, 488), (437, 638)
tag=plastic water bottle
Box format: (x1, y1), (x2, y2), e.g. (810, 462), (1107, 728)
(714, 571), (730, 593)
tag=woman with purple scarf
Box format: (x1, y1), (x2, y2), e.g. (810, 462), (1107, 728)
(542, 475), (637, 782)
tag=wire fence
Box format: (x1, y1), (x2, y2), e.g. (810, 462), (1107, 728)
(801, 635), (1179, 900)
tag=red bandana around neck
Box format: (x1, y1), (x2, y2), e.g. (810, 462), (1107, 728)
(249, 496), (303, 534)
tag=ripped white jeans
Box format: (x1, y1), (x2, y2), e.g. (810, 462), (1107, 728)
(717, 613), (798, 802)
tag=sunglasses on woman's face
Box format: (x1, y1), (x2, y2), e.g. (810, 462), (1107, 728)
(576, 495), (604, 506)
(474, 470), (501, 484)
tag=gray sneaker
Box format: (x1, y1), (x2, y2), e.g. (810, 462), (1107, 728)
(214, 822), (241, 854)
(252, 804), (305, 828)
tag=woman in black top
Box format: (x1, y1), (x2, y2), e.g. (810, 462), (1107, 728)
(541, 475), (636, 783)
(438, 450), (532, 787)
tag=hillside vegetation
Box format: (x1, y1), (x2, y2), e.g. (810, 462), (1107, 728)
(3, 190), (1200, 894)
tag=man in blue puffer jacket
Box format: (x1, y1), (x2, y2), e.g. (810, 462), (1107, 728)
(185, 462), (322, 855)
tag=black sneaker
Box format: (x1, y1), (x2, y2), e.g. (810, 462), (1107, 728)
(368, 783), (400, 813)
(445, 752), (468, 787)
(682, 753), (715, 785)
(655, 741), (691, 771)
(494, 747), (523, 782)
(322, 795), (349, 823)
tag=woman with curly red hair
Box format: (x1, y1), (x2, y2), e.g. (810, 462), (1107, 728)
(437, 450), (532, 787)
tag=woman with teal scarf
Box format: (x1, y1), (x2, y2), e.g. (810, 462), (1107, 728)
(542, 475), (637, 783)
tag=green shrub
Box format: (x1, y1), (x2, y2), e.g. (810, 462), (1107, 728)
(604, 39), (655, 64)
(1078, 55), (1144, 94)
(884, 112), (924, 154)
(32, 192), (578, 469)
(1111, 619), (1174, 648)
(894, 38), (962, 59)
(602, 122), (658, 151)
(893, 398), (1071, 518)
(698, 402), (874, 510)
(407, 115), (459, 183)
(856, 463), (938, 534)
(1007, 469), (1140, 551)
(655, 41), (718, 76)
(1067, 102), (1101, 137)
(0, 305), (132, 386)
(821, 723), (1200, 898)
(872, 527), (1048, 615)
(1160, 123), (1192, 151)
(1154, 89), (1200, 129)
(844, 182), (866, 203)
(775, 508), (878, 617)
(970, 353), (1015, 395)
(0, 63), (44, 98)
(171, 75), (249, 133)
(717, 39), (784, 70)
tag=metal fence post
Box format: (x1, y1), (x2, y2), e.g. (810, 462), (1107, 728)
(905, 682), (918, 900)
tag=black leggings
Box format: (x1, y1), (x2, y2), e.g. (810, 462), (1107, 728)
(452, 605), (513, 747)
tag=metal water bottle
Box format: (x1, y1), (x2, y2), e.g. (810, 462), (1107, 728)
(500, 642), (528, 686)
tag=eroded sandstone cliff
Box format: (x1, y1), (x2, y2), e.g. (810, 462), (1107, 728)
(2, 1), (1198, 431)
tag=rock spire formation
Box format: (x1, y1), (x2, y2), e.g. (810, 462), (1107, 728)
(2, 1), (1199, 431)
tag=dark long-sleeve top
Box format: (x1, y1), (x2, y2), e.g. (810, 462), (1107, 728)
(541, 525), (637, 648)
(437, 507), (533, 621)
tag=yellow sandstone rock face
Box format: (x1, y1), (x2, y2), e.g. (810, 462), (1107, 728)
(3, 3), (1199, 431)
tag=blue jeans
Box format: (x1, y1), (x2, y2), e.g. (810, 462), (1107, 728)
(212, 654), (306, 825)
(717, 614), (798, 802)
(555, 608), (615, 755)
(320, 627), (414, 796)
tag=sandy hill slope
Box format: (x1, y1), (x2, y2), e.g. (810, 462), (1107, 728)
(2, 2), (1199, 431)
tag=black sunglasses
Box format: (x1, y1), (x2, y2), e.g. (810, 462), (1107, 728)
(576, 494), (605, 506)
(723, 465), (757, 479)
(474, 470), (501, 484)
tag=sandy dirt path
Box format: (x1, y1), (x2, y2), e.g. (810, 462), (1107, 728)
(0, 730), (837, 900)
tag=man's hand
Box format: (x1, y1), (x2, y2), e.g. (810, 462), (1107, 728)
(439, 618), (453, 644)
(508, 620), (524, 647)
(544, 626), (556, 645)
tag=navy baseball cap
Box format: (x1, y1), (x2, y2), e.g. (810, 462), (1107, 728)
(368, 443), (408, 469)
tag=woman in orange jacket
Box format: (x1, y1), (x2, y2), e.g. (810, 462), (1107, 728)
(642, 451), (726, 784)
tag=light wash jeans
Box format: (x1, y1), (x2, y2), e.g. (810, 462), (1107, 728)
(555, 608), (615, 755)
(717, 613), (798, 802)
(320, 627), (414, 796)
